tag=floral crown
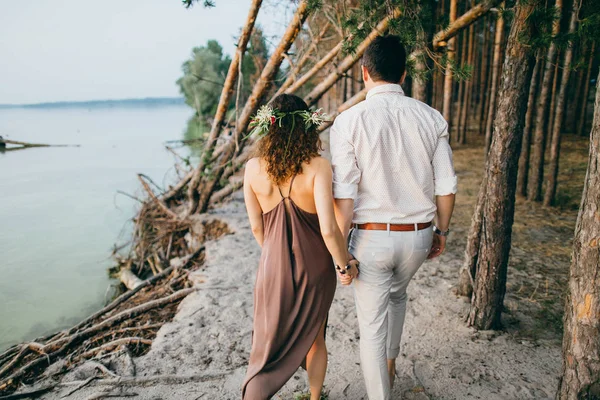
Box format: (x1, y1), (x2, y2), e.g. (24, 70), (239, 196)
(248, 105), (330, 138)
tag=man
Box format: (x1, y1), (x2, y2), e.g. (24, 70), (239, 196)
(331, 35), (457, 400)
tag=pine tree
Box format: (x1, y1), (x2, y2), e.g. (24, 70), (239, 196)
(557, 67), (600, 400)
(466, 0), (541, 329)
(544, 0), (581, 206)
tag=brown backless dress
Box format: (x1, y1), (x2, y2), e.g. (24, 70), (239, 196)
(242, 175), (337, 400)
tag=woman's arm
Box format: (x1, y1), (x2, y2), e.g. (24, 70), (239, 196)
(313, 159), (352, 271)
(243, 160), (264, 246)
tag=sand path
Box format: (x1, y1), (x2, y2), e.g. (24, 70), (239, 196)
(35, 191), (561, 400)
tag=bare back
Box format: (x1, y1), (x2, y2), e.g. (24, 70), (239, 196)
(247, 156), (326, 215)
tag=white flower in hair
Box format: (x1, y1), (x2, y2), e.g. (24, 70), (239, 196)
(255, 105), (276, 125)
(248, 105), (330, 138)
(305, 108), (328, 127)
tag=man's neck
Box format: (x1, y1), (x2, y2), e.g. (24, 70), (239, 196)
(365, 80), (400, 91)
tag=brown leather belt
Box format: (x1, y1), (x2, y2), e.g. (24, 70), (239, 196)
(354, 222), (432, 231)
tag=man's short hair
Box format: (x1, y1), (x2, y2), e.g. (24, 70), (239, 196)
(362, 35), (407, 83)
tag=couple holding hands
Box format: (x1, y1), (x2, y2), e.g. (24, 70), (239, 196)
(241, 35), (457, 400)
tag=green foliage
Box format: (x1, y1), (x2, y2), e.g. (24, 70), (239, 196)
(176, 40), (230, 118)
(306, 0), (324, 13)
(176, 29), (269, 117)
(523, 5), (559, 50)
(176, 29), (270, 143)
(578, 0), (600, 43)
(341, 0), (431, 54)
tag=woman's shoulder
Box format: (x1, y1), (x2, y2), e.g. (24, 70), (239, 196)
(246, 157), (262, 171)
(307, 156), (331, 169)
(304, 156), (332, 178)
(244, 157), (263, 180)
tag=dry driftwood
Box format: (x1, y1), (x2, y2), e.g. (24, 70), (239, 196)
(0, 288), (195, 390)
(0, 385), (56, 400)
(76, 338), (152, 362)
(119, 269), (144, 290)
(137, 175), (178, 220)
(0, 139), (80, 149)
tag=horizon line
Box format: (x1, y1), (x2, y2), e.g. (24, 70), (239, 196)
(0, 96), (185, 108)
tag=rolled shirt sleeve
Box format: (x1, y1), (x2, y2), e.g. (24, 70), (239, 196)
(431, 113), (458, 196)
(330, 115), (361, 200)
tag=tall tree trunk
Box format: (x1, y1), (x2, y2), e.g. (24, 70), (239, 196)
(442, 0), (458, 128)
(567, 49), (586, 129)
(577, 41), (596, 137)
(435, 67), (444, 111)
(557, 68), (600, 400)
(411, 57), (428, 102)
(517, 55), (541, 197)
(547, 59), (561, 153)
(466, 0), (539, 329)
(455, 29), (468, 140)
(459, 18), (476, 144)
(527, 0), (563, 201)
(544, 0), (580, 207)
(479, 17), (493, 134)
(411, 22), (429, 103)
(484, 6), (505, 155)
(187, 0), (311, 215)
(432, 0), (444, 110)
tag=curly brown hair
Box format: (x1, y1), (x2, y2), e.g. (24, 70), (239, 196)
(256, 94), (322, 185)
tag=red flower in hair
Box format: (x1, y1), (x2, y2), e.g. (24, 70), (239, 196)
(270, 116), (276, 125)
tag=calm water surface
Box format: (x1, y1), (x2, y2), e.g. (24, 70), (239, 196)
(0, 105), (193, 350)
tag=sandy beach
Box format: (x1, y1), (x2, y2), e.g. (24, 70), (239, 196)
(24, 183), (564, 400)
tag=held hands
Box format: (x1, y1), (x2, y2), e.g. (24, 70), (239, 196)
(427, 233), (447, 259)
(337, 259), (359, 286)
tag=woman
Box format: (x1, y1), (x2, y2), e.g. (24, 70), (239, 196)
(242, 94), (358, 400)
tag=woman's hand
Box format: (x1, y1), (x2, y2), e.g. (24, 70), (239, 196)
(427, 233), (446, 259)
(337, 259), (359, 286)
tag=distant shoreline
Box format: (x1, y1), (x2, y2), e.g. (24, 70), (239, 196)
(0, 97), (185, 109)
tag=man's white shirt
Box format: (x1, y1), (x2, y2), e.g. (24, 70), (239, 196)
(330, 83), (458, 224)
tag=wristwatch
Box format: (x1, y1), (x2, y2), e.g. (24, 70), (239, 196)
(336, 256), (357, 275)
(433, 225), (450, 236)
(336, 264), (352, 275)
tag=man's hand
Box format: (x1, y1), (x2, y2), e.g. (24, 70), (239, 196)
(337, 259), (359, 285)
(427, 233), (446, 259)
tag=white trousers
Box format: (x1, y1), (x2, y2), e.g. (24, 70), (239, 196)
(349, 226), (433, 400)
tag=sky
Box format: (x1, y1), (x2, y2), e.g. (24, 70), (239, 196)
(0, 0), (288, 104)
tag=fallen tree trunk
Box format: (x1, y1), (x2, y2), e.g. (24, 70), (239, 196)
(285, 42), (342, 97)
(274, 21), (333, 97)
(186, 0), (263, 215)
(0, 139), (79, 148)
(432, 0), (502, 49)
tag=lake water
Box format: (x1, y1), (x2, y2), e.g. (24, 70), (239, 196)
(0, 105), (194, 350)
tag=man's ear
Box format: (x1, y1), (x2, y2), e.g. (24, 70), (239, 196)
(399, 70), (407, 85)
(361, 65), (369, 83)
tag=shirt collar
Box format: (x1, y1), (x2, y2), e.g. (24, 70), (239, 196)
(366, 83), (405, 99)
